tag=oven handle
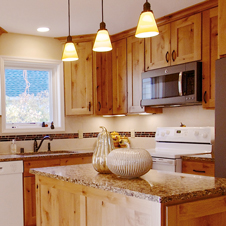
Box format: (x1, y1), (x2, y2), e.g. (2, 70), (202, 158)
(178, 72), (183, 96)
(152, 158), (176, 165)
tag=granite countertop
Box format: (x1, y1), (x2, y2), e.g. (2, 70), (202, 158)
(0, 150), (93, 162)
(182, 153), (215, 162)
(30, 163), (226, 204)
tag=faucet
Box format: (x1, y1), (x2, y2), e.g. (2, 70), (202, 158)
(34, 135), (53, 152)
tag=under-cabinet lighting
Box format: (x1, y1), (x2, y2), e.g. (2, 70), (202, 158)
(139, 112), (154, 116)
(103, 115), (126, 118)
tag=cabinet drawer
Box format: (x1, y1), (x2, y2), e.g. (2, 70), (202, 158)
(182, 160), (215, 176)
(24, 159), (61, 177)
(60, 156), (92, 165)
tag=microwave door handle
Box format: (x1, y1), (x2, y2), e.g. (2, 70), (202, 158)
(178, 72), (183, 96)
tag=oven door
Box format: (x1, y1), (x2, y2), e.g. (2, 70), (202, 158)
(152, 157), (182, 172)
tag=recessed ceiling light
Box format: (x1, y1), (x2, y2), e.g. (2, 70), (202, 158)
(37, 27), (50, 32)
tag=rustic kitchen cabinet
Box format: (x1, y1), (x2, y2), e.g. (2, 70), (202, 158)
(64, 41), (93, 115)
(182, 159), (215, 177)
(112, 39), (127, 115)
(218, 0), (226, 57)
(23, 155), (92, 226)
(93, 51), (113, 115)
(127, 36), (145, 113)
(35, 167), (226, 226)
(145, 13), (202, 70)
(202, 7), (218, 109)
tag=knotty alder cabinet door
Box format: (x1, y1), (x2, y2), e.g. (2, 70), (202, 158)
(24, 156), (92, 226)
(93, 51), (113, 115)
(202, 7), (218, 109)
(127, 36), (145, 113)
(64, 41), (93, 115)
(145, 13), (202, 70)
(218, 0), (226, 57)
(112, 39), (127, 114)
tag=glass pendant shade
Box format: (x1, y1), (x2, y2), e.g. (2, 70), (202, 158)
(62, 37), (79, 61)
(135, 1), (159, 38)
(93, 28), (112, 52)
(62, 0), (79, 61)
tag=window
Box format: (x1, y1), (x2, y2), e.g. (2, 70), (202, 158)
(0, 56), (65, 133)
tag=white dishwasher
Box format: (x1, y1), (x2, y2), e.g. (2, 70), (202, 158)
(0, 160), (24, 226)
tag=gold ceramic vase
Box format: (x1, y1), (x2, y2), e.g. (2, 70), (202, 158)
(92, 126), (115, 173)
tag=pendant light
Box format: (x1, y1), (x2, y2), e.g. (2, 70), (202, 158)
(93, 0), (112, 52)
(135, 0), (159, 38)
(62, 0), (79, 61)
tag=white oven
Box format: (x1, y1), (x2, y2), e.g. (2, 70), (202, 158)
(147, 127), (213, 173)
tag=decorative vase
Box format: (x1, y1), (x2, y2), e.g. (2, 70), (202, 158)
(107, 148), (152, 179)
(92, 126), (115, 173)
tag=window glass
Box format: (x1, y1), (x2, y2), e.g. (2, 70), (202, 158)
(5, 69), (51, 124)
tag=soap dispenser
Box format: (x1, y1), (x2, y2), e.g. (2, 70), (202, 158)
(11, 139), (17, 154)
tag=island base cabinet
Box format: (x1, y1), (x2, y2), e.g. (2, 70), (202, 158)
(36, 175), (226, 226)
(36, 176), (162, 226)
(166, 196), (226, 226)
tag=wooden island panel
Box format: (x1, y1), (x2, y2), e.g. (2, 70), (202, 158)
(36, 176), (162, 226)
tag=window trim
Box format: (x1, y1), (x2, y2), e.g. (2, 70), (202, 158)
(0, 56), (65, 134)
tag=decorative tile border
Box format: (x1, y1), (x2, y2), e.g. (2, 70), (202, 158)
(0, 131), (156, 142)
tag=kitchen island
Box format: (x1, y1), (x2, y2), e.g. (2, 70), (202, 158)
(31, 164), (226, 226)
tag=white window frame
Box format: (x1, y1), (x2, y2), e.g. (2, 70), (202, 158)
(0, 56), (65, 134)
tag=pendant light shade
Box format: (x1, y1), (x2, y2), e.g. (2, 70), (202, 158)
(93, 0), (112, 52)
(62, 0), (79, 61)
(135, 1), (159, 38)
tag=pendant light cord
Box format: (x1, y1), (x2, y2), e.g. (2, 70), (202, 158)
(102, 0), (104, 23)
(68, 0), (71, 36)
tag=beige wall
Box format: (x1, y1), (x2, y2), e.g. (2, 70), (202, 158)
(0, 33), (215, 154)
(0, 33), (62, 60)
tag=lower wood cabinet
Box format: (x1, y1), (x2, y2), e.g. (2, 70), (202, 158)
(23, 155), (92, 226)
(36, 175), (226, 226)
(182, 159), (215, 176)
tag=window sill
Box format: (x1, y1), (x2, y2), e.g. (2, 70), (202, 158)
(2, 126), (65, 134)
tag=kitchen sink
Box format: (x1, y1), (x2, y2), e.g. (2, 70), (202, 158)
(16, 150), (78, 156)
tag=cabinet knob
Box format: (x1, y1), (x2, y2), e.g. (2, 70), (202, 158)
(172, 50), (176, 62)
(165, 51), (169, 63)
(98, 102), (101, 111)
(203, 91), (207, 104)
(89, 102), (91, 111)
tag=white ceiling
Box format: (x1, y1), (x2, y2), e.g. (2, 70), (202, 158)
(0, 0), (206, 38)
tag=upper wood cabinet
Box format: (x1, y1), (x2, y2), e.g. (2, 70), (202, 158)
(127, 36), (145, 113)
(64, 41), (93, 115)
(93, 51), (113, 115)
(218, 0), (226, 57)
(145, 13), (202, 70)
(112, 39), (127, 115)
(202, 7), (218, 109)
(145, 23), (171, 70)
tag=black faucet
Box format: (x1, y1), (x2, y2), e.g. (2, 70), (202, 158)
(34, 135), (53, 152)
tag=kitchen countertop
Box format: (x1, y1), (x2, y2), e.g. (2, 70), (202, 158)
(0, 150), (93, 162)
(30, 163), (226, 204)
(181, 153), (215, 162)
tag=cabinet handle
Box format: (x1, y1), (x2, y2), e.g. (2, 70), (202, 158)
(204, 91), (207, 104)
(140, 100), (143, 109)
(165, 51), (169, 63)
(172, 50), (176, 62)
(89, 102), (91, 111)
(193, 169), (206, 173)
(98, 102), (101, 111)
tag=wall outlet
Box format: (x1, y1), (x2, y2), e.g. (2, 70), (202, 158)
(79, 130), (83, 139)
(131, 129), (135, 138)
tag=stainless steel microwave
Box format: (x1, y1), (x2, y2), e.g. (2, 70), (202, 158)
(141, 62), (202, 107)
